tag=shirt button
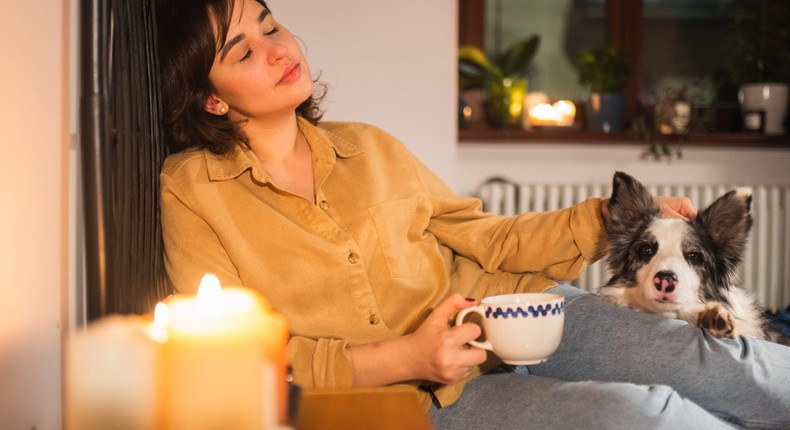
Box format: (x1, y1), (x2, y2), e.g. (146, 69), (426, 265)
(369, 313), (380, 325)
(319, 200), (329, 210)
(348, 252), (360, 264)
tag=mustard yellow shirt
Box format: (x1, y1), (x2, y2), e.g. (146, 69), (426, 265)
(160, 118), (607, 407)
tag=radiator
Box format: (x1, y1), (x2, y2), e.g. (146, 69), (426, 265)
(475, 178), (790, 310)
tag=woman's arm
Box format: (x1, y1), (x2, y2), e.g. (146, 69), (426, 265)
(160, 171), (242, 292)
(287, 294), (487, 389)
(348, 294), (487, 386)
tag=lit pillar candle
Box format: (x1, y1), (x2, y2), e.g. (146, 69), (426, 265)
(65, 310), (166, 430)
(162, 274), (288, 430)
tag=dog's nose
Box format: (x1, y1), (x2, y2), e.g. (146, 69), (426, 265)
(653, 271), (678, 293)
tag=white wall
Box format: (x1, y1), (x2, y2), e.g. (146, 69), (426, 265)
(457, 143), (790, 196)
(270, 0), (459, 184)
(0, 0), (70, 428)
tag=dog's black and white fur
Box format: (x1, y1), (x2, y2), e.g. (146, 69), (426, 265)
(597, 171), (774, 340)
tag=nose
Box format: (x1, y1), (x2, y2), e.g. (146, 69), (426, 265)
(653, 271), (678, 293)
(267, 42), (287, 65)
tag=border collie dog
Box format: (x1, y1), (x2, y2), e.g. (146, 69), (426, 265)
(598, 171), (773, 340)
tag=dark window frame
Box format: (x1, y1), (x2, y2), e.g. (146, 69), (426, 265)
(458, 0), (643, 124)
(457, 0), (789, 146)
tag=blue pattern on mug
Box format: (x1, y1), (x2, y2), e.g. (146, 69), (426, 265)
(485, 301), (564, 319)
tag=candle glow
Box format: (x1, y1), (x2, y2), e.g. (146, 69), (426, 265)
(148, 302), (170, 343)
(163, 273), (289, 430)
(528, 100), (577, 127)
(66, 273), (289, 430)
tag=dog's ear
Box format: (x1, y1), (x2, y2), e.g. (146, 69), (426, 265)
(694, 187), (753, 250)
(607, 171), (661, 226)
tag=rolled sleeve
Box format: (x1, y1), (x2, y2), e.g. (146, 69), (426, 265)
(570, 197), (608, 262)
(288, 336), (355, 389)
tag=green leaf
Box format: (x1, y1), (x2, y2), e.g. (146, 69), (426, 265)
(577, 46), (630, 92)
(500, 35), (540, 77)
(459, 62), (488, 90)
(458, 45), (502, 77)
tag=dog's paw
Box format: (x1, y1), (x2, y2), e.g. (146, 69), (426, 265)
(697, 303), (735, 338)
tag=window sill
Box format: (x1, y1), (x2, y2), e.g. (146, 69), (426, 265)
(458, 125), (790, 148)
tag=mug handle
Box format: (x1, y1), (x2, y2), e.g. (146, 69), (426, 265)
(455, 306), (493, 351)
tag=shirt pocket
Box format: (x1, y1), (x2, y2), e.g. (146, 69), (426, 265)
(369, 196), (426, 278)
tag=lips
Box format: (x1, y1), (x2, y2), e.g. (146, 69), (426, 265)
(278, 63), (301, 85)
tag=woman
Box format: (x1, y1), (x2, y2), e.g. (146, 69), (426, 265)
(156, 0), (790, 428)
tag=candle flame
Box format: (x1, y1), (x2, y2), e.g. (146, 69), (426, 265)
(197, 273), (223, 316)
(154, 302), (170, 326)
(149, 302), (170, 343)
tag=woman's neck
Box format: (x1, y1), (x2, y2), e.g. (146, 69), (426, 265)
(244, 114), (316, 202)
(244, 114), (301, 162)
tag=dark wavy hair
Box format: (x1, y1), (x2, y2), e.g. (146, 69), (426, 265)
(156, 0), (325, 154)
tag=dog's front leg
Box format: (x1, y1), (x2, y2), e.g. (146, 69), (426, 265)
(695, 303), (736, 338)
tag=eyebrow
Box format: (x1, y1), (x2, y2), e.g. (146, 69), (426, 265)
(219, 8), (271, 63)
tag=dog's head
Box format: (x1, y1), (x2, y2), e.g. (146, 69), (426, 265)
(601, 171), (752, 316)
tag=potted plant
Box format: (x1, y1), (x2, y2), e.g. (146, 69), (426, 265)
(724, 0), (790, 135)
(577, 46), (630, 132)
(459, 35), (540, 128)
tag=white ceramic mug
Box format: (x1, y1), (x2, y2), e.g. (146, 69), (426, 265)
(455, 293), (565, 365)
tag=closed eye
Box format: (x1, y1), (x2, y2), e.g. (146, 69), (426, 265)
(238, 26), (279, 63)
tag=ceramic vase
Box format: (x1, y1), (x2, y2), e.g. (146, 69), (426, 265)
(738, 83), (789, 135)
(586, 92), (624, 133)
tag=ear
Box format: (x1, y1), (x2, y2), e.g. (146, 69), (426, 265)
(607, 171), (661, 227)
(204, 96), (229, 116)
(694, 187), (753, 250)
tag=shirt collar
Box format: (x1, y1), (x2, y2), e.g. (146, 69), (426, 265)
(203, 117), (364, 182)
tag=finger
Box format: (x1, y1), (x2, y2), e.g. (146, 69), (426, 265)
(662, 207), (686, 220)
(458, 345), (488, 366)
(453, 320), (483, 344)
(678, 198), (697, 218)
(657, 197), (697, 220)
(427, 294), (476, 326)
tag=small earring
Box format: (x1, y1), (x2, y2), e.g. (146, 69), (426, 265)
(220, 106), (227, 114)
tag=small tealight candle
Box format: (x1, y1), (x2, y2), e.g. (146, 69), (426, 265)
(162, 274), (288, 430)
(553, 100), (577, 126)
(527, 100), (577, 127)
(529, 103), (562, 125)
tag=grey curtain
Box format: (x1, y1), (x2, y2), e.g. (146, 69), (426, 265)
(80, 0), (171, 319)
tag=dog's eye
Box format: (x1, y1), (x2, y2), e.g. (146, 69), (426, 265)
(638, 244), (656, 259)
(685, 251), (703, 265)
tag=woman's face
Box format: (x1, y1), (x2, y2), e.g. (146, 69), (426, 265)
(206, 0), (313, 122)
